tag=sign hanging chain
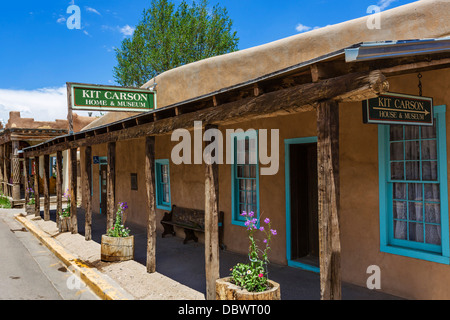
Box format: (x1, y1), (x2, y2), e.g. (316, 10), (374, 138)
(418, 73), (423, 97)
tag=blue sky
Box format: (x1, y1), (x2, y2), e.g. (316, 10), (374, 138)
(0, 0), (417, 122)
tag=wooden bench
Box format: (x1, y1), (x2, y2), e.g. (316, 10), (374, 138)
(161, 205), (225, 249)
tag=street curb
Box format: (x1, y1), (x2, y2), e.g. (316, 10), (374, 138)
(14, 214), (135, 300)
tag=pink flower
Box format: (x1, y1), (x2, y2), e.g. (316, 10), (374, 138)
(258, 273), (263, 278)
(264, 218), (270, 224)
(271, 229), (277, 236)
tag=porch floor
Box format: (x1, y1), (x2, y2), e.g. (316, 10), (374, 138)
(40, 207), (402, 300)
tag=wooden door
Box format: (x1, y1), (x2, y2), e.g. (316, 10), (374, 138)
(100, 164), (107, 214)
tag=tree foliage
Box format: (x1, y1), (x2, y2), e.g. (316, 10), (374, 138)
(113, 0), (239, 87)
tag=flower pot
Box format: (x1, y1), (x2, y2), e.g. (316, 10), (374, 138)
(59, 216), (71, 233)
(25, 204), (34, 215)
(215, 277), (281, 300)
(101, 235), (134, 262)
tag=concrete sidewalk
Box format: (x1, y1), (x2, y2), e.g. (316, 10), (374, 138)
(11, 206), (403, 300)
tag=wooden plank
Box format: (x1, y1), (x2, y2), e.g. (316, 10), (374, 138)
(22, 70), (389, 158)
(69, 148), (78, 234)
(204, 124), (220, 300)
(317, 100), (341, 300)
(43, 154), (50, 221)
(34, 156), (40, 217)
(106, 142), (116, 232)
(84, 146), (92, 241)
(145, 136), (157, 273)
(56, 151), (63, 229)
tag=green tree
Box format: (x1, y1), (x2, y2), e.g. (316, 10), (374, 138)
(113, 0), (239, 87)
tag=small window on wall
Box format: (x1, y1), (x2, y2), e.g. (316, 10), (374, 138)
(155, 159), (171, 210)
(379, 105), (449, 264)
(231, 130), (259, 227)
(130, 173), (138, 191)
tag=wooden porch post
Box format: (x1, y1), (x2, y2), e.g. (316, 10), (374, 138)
(24, 156), (29, 205)
(145, 136), (157, 273)
(317, 100), (341, 300)
(204, 124), (220, 300)
(34, 156), (40, 217)
(107, 142), (116, 232)
(84, 146), (92, 241)
(43, 154), (50, 221)
(0, 144), (4, 195)
(4, 144), (9, 197)
(11, 140), (21, 203)
(56, 151), (63, 228)
(69, 148), (78, 234)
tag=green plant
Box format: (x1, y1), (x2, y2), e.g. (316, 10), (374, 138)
(59, 189), (71, 218)
(106, 202), (131, 237)
(230, 212), (277, 292)
(27, 187), (35, 205)
(0, 193), (11, 209)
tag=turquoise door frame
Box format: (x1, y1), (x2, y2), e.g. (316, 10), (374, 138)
(285, 137), (320, 273)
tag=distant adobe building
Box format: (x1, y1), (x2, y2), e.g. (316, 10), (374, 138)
(0, 111), (95, 206)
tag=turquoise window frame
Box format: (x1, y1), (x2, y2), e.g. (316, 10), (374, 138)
(155, 159), (171, 211)
(378, 105), (449, 264)
(231, 130), (260, 227)
(284, 136), (320, 273)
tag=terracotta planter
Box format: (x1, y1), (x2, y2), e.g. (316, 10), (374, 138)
(101, 235), (134, 262)
(59, 216), (71, 233)
(215, 277), (281, 300)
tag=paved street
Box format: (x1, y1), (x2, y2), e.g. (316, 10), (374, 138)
(0, 209), (100, 300)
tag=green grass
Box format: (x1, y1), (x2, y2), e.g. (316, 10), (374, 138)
(0, 194), (11, 209)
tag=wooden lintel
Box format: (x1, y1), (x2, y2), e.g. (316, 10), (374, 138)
(380, 57), (450, 76)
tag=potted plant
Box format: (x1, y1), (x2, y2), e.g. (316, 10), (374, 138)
(216, 211), (281, 300)
(25, 187), (35, 215)
(59, 190), (71, 232)
(101, 202), (134, 262)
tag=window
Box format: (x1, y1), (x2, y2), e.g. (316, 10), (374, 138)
(379, 105), (449, 264)
(155, 159), (171, 210)
(231, 130), (259, 226)
(130, 173), (138, 191)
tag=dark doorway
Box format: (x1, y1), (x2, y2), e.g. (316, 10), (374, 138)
(289, 142), (319, 268)
(100, 164), (107, 214)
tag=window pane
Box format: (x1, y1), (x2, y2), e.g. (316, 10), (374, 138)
(405, 161), (420, 180)
(394, 220), (407, 240)
(391, 162), (404, 180)
(390, 125), (403, 141)
(425, 224), (441, 245)
(393, 201), (407, 220)
(422, 161), (438, 181)
(405, 126), (420, 140)
(393, 183), (406, 200)
(409, 222), (424, 242)
(422, 123), (437, 139)
(424, 184), (440, 202)
(409, 202), (423, 221)
(425, 203), (441, 224)
(405, 141), (420, 160)
(421, 140), (437, 160)
(408, 183), (422, 201)
(390, 142), (404, 160)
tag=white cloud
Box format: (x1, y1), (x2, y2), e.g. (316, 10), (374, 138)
(295, 23), (312, 33)
(56, 16), (66, 24)
(119, 25), (135, 36)
(0, 86), (90, 123)
(377, 0), (398, 10)
(85, 6), (101, 15)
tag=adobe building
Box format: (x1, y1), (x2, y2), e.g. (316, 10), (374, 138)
(0, 111), (94, 207)
(23, 0), (450, 299)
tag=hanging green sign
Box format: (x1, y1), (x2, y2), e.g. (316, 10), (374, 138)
(68, 83), (156, 112)
(363, 92), (433, 126)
